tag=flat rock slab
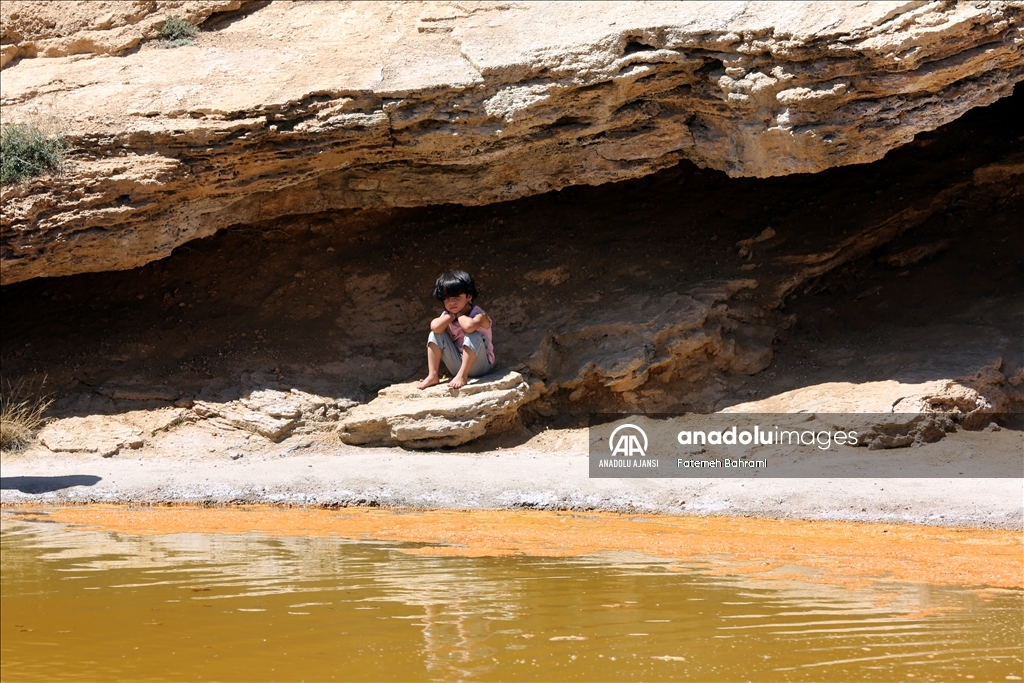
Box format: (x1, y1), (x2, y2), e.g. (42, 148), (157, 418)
(338, 370), (541, 448)
(38, 415), (144, 457)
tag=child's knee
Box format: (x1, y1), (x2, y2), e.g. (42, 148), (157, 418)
(462, 331), (485, 355)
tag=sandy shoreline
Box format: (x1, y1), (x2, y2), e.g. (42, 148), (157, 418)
(2, 428), (1021, 530)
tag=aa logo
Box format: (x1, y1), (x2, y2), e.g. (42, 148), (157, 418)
(609, 424), (648, 457)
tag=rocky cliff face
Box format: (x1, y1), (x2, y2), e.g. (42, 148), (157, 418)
(1, 82), (1021, 453)
(2, 1), (1022, 284)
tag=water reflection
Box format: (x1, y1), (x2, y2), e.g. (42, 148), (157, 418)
(2, 513), (1021, 682)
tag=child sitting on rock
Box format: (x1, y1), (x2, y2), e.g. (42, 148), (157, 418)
(417, 269), (494, 390)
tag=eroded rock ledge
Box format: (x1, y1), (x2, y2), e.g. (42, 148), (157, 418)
(2, 1), (1022, 284)
(0, 1), (245, 67)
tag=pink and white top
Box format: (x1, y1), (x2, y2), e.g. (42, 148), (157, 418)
(447, 305), (495, 364)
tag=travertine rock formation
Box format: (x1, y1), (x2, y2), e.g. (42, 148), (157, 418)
(338, 370), (541, 448)
(38, 414), (144, 457)
(527, 280), (774, 404)
(2, 1), (1022, 284)
(0, 1), (243, 68)
(33, 386), (354, 456)
(193, 388), (356, 441)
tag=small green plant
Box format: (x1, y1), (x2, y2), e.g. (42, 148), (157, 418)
(0, 123), (65, 185)
(159, 16), (198, 47)
(0, 379), (52, 451)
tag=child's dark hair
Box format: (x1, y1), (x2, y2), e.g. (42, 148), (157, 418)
(433, 270), (479, 301)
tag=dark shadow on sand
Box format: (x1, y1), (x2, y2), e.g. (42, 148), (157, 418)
(1, 475), (102, 493)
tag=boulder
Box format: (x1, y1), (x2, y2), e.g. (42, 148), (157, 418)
(2, 1), (1022, 284)
(338, 370), (541, 448)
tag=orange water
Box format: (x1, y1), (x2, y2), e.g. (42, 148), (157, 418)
(2, 507), (1022, 682)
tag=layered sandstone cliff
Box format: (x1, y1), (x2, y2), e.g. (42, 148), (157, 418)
(2, 1), (1022, 285)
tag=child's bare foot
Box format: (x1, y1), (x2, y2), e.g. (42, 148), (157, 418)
(447, 374), (468, 390)
(417, 375), (440, 390)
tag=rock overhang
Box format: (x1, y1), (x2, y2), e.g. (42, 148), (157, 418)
(1, 0), (1022, 285)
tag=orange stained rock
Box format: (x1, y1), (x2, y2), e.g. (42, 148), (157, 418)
(17, 505), (1024, 589)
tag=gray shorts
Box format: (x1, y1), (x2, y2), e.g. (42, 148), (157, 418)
(428, 330), (493, 377)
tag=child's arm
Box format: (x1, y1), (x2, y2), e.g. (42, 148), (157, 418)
(430, 311), (455, 333)
(457, 310), (490, 333)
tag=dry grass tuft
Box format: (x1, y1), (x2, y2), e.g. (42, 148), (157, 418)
(0, 379), (53, 451)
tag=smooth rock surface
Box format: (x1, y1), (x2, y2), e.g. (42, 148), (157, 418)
(338, 370), (541, 448)
(2, 1), (1022, 284)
